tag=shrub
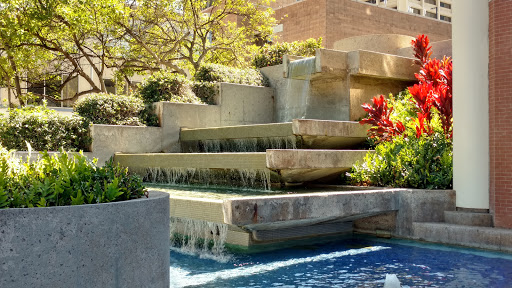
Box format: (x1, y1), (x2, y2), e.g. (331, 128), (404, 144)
(137, 71), (203, 126)
(0, 147), (147, 209)
(349, 133), (452, 189)
(74, 93), (145, 126)
(360, 35), (452, 141)
(0, 106), (91, 151)
(138, 71), (201, 104)
(194, 63), (269, 87)
(252, 38), (323, 68)
(350, 35), (453, 189)
(192, 81), (218, 105)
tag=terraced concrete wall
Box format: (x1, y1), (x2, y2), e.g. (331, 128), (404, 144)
(0, 192), (170, 288)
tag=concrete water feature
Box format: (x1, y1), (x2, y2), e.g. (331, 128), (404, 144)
(109, 38), (458, 251)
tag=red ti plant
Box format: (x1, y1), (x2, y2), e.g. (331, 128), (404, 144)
(359, 34), (453, 141)
(411, 35), (453, 138)
(360, 95), (406, 142)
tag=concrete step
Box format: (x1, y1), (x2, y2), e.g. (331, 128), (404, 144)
(412, 222), (512, 252)
(114, 149), (369, 185)
(444, 211), (493, 227)
(180, 119), (368, 152)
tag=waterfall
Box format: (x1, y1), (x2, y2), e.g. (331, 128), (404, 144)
(189, 136), (298, 153)
(170, 217), (231, 262)
(144, 167), (272, 190)
(286, 57), (316, 120)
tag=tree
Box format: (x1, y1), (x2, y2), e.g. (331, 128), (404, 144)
(0, 0), (276, 104)
(118, 0), (276, 75)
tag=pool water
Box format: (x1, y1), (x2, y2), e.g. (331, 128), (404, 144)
(169, 236), (512, 288)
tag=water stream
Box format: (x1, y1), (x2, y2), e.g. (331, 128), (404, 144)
(143, 167), (272, 190)
(284, 57), (316, 121)
(185, 136), (298, 153)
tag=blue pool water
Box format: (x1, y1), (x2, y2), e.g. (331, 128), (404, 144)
(170, 236), (512, 288)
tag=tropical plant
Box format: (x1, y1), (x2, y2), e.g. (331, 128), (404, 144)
(359, 34), (453, 141)
(0, 146), (147, 209)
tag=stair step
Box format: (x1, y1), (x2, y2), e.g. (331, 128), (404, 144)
(115, 150), (369, 184)
(180, 119), (368, 152)
(412, 222), (512, 252)
(444, 211), (493, 227)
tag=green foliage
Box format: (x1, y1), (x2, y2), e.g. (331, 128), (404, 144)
(252, 38), (323, 68)
(194, 63), (269, 87)
(138, 71), (202, 104)
(349, 133), (452, 189)
(192, 81), (218, 105)
(74, 93), (145, 126)
(0, 106), (91, 151)
(0, 146), (147, 209)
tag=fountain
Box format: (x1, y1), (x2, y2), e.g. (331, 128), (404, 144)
(110, 36), (456, 254)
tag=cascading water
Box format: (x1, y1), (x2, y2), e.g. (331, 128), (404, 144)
(143, 167), (272, 190)
(188, 136), (298, 153)
(285, 57), (316, 120)
(170, 217), (230, 262)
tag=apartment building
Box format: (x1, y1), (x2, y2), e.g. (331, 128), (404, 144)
(271, 0), (452, 48)
(356, 0), (452, 22)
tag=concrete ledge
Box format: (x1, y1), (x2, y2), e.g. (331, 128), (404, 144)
(412, 222), (512, 253)
(180, 120), (368, 150)
(0, 192), (170, 288)
(348, 50), (418, 81)
(90, 124), (164, 164)
(114, 152), (267, 170)
(266, 149), (369, 182)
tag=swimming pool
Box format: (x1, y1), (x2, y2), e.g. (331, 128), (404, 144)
(170, 236), (512, 287)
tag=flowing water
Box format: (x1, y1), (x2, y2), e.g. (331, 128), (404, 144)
(142, 168), (272, 190)
(284, 57), (316, 121)
(169, 235), (512, 288)
(184, 136), (298, 153)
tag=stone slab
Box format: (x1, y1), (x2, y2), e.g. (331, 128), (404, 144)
(180, 119), (368, 150)
(223, 189), (455, 238)
(266, 149), (368, 182)
(114, 152), (268, 170)
(0, 192), (170, 288)
(348, 50), (418, 81)
(412, 222), (512, 253)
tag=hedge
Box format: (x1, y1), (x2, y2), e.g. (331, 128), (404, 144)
(0, 106), (91, 151)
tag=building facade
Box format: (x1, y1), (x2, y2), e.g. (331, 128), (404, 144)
(270, 0), (452, 48)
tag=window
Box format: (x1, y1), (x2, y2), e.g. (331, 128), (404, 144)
(410, 7), (421, 15)
(425, 11), (437, 18)
(440, 2), (451, 9)
(365, 0), (377, 4)
(440, 15), (451, 22)
(424, 0), (436, 5)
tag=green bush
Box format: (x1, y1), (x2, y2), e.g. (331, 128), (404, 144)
(0, 147), (147, 209)
(192, 81), (218, 105)
(349, 133), (452, 189)
(0, 106), (91, 151)
(138, 71), (201, 104)
(74, 93), (145, 126)
(137, 72), (203, 126)
(194, 63), (269, 87)
(253, 38), (323, 68)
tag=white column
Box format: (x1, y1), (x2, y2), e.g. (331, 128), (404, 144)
(452, 0), (489, 209)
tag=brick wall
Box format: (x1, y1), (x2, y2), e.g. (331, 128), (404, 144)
(489, 0), (512, 228)
(273, 0), (328, 44)
(274, 0), (451, 48)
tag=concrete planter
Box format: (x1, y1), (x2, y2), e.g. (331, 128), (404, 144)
(0, 191), (170, 288)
